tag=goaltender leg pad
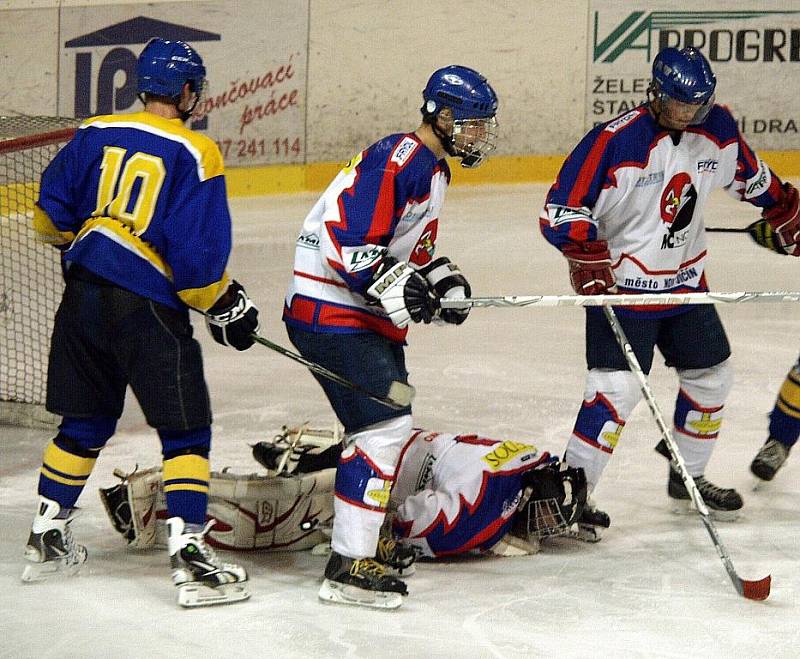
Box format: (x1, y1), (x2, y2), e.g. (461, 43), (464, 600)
(101, 466), (335, 551)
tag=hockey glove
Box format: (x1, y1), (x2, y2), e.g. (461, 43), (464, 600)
(366, 256), (436, 328)
(205, 280), (260, 350)
(562, 240), (617, 295)
(747, 182), (800, 256)
(418, 257), (472, 324)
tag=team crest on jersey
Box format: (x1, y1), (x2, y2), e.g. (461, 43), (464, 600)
(391, 137), (419, 167)
(410, 219), (438, 266)
(744, 159), (771, 200)
(660, 172), (697, 249)
(343, 245), (384, 272)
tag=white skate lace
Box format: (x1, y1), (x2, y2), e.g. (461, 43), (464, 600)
(191, 521), (239, 573)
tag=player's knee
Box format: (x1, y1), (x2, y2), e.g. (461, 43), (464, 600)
(58, 416), (116, 452)
(159, 427), (211, 460)
(344, 414), (413, 472)
(678, 358), (734, 404)
(584, 368), (642, 418)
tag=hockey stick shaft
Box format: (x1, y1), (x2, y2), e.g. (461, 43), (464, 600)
(602, 306), (770, 601)
(705, 227), (749, 233)
(250, 334), (414, 411)
(440, 291), (800, 309)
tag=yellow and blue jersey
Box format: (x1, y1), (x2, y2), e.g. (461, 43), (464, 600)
(33, 111), (232, 311)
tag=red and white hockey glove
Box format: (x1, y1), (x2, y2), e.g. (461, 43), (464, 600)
(562, 240), (617, 295)
(748, 182), (800, 256)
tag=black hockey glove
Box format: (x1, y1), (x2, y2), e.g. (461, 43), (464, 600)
(418, 257), (472, 324)
(205, 280), (260, 350)
(366, 255), (436, 328)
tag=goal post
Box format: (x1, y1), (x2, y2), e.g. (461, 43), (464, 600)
(1, 116), (80, 427)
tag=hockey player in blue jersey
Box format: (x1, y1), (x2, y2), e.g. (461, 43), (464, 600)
(539, 47), (797, 528)
(22, 38), (260, 607)
(747, 185), (800, 481)
(283, 65), (498, 608)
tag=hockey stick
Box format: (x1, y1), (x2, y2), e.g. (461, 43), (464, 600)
(602, 306), (771, 601)
(439, 290), (800, 309)
(706, 227), (749, 233)
(250, 334), (415, 411)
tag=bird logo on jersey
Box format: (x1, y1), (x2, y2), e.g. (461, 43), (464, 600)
(660, 172), (697, 248)
(660, 172), (696, 230)
(410, 220), (438, 266)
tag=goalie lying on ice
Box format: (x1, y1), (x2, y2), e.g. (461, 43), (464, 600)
(100, 425), (587, 558)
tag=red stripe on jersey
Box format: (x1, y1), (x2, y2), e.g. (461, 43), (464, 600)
(365, 163), (398, 245)
(567, 108), (647, 207)
(293, 270), (348, 288)
(285, 297), (317, 324)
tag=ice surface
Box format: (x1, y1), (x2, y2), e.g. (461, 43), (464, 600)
(2, 183), (799, 658)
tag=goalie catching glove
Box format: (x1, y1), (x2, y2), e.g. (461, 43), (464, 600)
(562, 240), (617, 295)
(418, 257), (472, 325)
(205, 280), (260, 350)
(366, 255), (437, 328)
(748, 182), (800, 256)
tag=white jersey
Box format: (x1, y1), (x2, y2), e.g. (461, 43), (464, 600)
(283, 132), (450, 342)
(391, 429), (550, 557)
(540, 104), (783, 316)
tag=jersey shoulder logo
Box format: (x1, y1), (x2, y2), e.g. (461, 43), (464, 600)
(391, 137), (420, 167)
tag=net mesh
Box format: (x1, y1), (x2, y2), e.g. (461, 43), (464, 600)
(1, 116), (80, 425)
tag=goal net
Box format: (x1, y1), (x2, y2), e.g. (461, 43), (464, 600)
(1, 116), (80, 427)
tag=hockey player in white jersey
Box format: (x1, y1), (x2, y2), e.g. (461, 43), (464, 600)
(102, 425), (587, 564)
(539, 46), (795, 526)
(282, 66), (498, 608)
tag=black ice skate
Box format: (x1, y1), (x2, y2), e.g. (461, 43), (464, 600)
(375, 537), (416, 577)
(318, 551), (408, 609)
(570, 500), (610, 543)
(655, 439), (743, 520)
(667, 468), (743, 521)
(750, 438), (790, 482)
(168, 517), (250, 607)
(21, 497), (87, 583)
(251, 426), (342, 475)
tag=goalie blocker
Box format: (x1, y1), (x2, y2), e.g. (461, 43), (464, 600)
(101, 425), (587, 558)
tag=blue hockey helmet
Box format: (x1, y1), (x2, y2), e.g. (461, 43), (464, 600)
(137, 38), (206, 100)
(649, 47), (716, 127)
(421, 65), (499, 168)
(422, 65), (498, 121)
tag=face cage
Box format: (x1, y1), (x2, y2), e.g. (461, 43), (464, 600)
(519, 496), (571, 539)
(648, 85), (714, 127)
(451, 116), (498, 168)
(182, 78), (208, 120)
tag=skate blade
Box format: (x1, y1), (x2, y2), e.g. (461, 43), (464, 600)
(318, 579), (403, 609)
(384, 562), (416, 578)
(21, 559), (83, 583)
(176, 582), (251, 608)
(669, 499), (740, 522)
(564, 523), (604, 543)
(751, 476), (772, 492)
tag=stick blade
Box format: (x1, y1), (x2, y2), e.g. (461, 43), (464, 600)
(741, 574), (771, 601)
(387, 381), (415, 408)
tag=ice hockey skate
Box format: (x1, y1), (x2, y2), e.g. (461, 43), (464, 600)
(318, 551), (408, 609)
(375, 536), (416, 577)
(167, 517), (250, 607)
(667, 468), (743, 521)
(750, 438), (790, 483)
(655, 439), (743, 520)
(251, 425), (342, 475)
(568, 500), (610, 543)
(21, 497), (87, 583)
